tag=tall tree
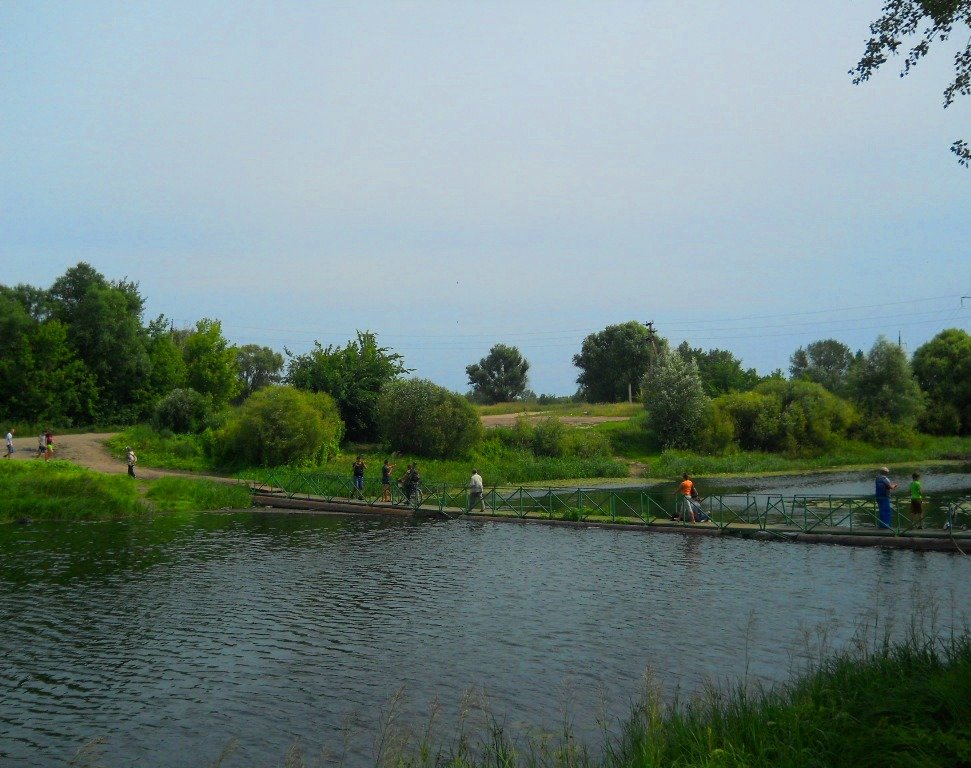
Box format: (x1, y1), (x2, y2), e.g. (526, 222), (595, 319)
(286, 331), (409, 441)
(573, 321), (664, 403)
(643, 352), (710, 450)
(466, 344), (530, 404)
(48, 263), (151, 421)
(911, 328), (971, 434)
(182, 319), (241, 407)
(236, 344), (284, 401)
(676, 342), (759, 397)
(789, 339), (855, 396)
(848, 336), (924, 427)
(852, 1), (971, 166)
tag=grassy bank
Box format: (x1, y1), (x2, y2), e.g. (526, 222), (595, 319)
(0, 462), (251, 522)
(105, 426), (209, 472)
(288, 631), (966, 768)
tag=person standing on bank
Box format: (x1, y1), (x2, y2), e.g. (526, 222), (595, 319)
(468, 469), (485, 513)
(4, 428), (13, 459)
(875, 466), (898, 529)
(910, 471), (926, 529)
(126, 446), (137, 478)
(352, 456), (367, 500)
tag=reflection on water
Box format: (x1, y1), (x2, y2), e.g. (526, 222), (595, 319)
(1, 511), (969, 767)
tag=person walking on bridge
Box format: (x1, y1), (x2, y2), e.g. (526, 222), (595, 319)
(352, 456), (367, 500)
(467, 469), (486, 513)
(875, 467), (898, 530)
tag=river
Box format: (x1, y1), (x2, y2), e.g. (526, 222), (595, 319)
(1, 505), (970, 766)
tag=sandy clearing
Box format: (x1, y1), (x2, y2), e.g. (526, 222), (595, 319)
(480, 412), (630, 427)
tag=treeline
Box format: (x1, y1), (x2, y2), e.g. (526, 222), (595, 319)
(3, 266), (969, 466)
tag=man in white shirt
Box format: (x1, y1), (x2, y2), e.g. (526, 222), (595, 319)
(4, 428), (13, 458)
(467, 469), (485, 513)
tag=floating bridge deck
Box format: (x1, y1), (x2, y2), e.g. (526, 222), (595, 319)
(247, 470), (971, 553)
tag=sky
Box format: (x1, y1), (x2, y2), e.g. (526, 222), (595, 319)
(2, 1), (969, 395)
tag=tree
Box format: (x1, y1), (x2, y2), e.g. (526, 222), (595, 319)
(377, 379), (482, 458)
(852, 1), (971, 166)
(211, 386), (344, 469)
(911, 328), (971, 434)
(48, 263), (152, 421)
(286, 331), (409, 441)
(465, 344), (530, 404)
(573, 321), (665, 402)
(236, 344), (284, 401)
(789, 339), (855, 396)
(848, 336), (924, 428)
(643, 352), (710, 450)
(675, 342), (759, 397)
(182, 319), (241, 407)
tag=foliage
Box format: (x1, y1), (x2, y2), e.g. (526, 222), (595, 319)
(789, 338), (855, 397)
(211, 386), (344, 470)
(182, 318), (241, 407)
(107, 426), (210, 472)
(852, 0), (971, 166)
(145, 316), (187, 399)
(236, 343), (284, 401)
(707, 378), (858, 454)
(152, 388), (212, 434)
(675, 342), (759, 397)
(573, 321), (666, 403)
(145, 477), (251, 513)
(377, 379), (482, 458)
(465, 344), (530, 404)
(912, 328), (971, 434)
(848, 336), (924, 429)
(287, 331), (409, 442)
(0, 461), (145, 522)
(643, 352), (710, 450)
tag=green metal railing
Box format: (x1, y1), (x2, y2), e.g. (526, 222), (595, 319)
(244, 469), (971, 537)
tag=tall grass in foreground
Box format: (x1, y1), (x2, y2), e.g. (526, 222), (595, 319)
(0, 461), (144, 522)
(145, 477), (252, 513)
(193, 630), (970, 768)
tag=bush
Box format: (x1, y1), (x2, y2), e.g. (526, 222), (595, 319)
(710, 379), (858, 454)
(377, 379), (482, 458)
(532, 417), (567, 457)
(152, 388), (211, 434)
(210, 386), (344, 469)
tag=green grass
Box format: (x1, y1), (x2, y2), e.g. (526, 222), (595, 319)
(107, 425), (209, 472)
(0, 460), (145, 522)
(146, 476), (252, 513)
(602, 420), (971, 478)
(0, 461), (252, 522)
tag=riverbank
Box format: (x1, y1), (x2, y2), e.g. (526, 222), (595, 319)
(0, 462), (251, 523)
(378, 631), (971, 768)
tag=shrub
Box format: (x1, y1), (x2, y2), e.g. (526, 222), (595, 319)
(210, 386), (344, 469)
(377, 379), (482, 458)
(642, 352), (710, 450)
(532, 417), (567, 457)
(152, 387), (211, 434)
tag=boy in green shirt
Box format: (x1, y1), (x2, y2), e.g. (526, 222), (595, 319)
(909, 472), (925, 529)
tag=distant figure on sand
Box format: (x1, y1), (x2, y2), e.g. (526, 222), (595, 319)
(44, 429), (54, 461)
(37, 433), (46, 458)
(875, 467), (898, 529)
(126, 447), (137, 478)
(4, 428), (13, 458)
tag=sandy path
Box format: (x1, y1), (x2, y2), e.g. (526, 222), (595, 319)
(7, 433), (197, 480)
(480, 412), (630, 427)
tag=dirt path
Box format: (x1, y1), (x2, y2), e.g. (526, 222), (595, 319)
(480, 412), (630, 427)
(8, 433), (191, 480)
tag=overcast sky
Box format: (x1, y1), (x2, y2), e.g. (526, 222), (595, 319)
(3, 1), (969, 395)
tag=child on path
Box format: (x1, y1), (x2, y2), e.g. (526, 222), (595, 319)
(4, 428), (13, 458)
(126, 447), (137, 478)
